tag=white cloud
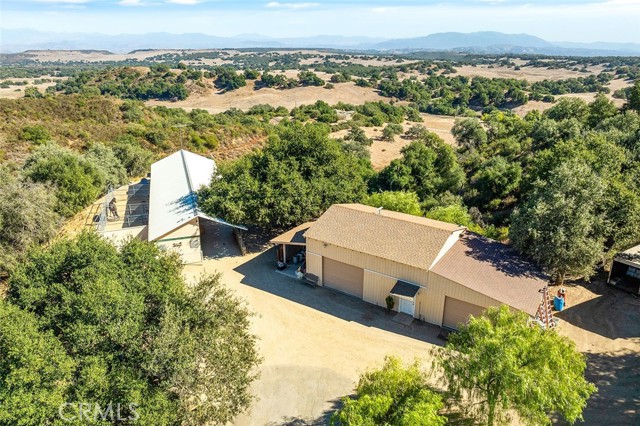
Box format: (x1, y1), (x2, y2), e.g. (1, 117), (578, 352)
(266, 2), (320, 10)
(166, 0), (200, 4)
(118, 0), (145, 5)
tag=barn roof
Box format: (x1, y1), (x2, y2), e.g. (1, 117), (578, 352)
(304, 204), (464, 270)
(615, 243), (640, 268)
(148, 150), (245, 241)
(430, 233), (548, 315)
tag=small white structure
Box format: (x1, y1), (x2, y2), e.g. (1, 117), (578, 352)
(148, 149), (246, 263)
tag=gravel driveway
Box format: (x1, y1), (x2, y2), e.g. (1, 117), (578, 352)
(183, 233), (441, 425)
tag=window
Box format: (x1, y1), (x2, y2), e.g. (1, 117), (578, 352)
(626, 266), (640, 279)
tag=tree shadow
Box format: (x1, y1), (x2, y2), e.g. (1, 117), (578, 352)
(458, 233), (548, 281)
(551, 351), (640, 425)
(555, 275), (640, 340)
(233, 248), (444, 346)
(263, 398), (342, 426)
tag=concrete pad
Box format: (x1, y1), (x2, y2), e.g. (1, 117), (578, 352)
(392, 312), (415, 327)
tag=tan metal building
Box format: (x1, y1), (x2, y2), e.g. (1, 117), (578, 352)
(299, 204), (547, 329)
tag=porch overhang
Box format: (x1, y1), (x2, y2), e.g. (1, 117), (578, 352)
(269, 221), (314, 246)
(389, 280), (420, 299)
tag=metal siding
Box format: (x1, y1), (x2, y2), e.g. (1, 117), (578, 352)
(157, 219), (199, 240)
(363, 270), (398, 309)
(306, 252), (323, 282)
(323, 258), (364, 297)
(307, 238), (429, 286)
(156, 219), (202, 264)
(421, 271), (503, 325)
(308, 238), (504, 326)
(101, 225), (148, 248)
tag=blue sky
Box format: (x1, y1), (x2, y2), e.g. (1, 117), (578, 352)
(1, 0), (639, 42)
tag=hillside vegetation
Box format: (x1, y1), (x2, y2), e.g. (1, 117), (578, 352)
(1, 66), (639, 286)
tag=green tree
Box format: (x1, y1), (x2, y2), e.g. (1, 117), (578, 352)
(510, 160), (605, 284)
(297, 71), (324, 87)
(437, 305), (596, 426)
(85, 142), (128, 188)
(470, 156), (522, 209)
(451, 118), (488, 151)
(544, 98), (589, 123)
(0, 167), (60, 275)
(6, 232), (260, 425)
(331, 357), (446, 426)
(214, 68), (246, 91)
(243, 69), (260, 80)
(404, 124), (429, 140)
(22, 144), (105, 216)
(381, 123), (403, 142)
(0, 300), (75, 426)
(345, 125), (372, 146)
(199, 122), (371, 228)
(375, 137), (464, 204)
(587, 93), (618, 128)
(625, 80), (640, 112)
(426, 204), (473, 227)
(19, 124), (50, 144)
(23, 86), (44, 99)
(113, 137), (156, 177)
(363, 191), (422, 216)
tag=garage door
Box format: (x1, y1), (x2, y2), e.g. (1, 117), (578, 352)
(322, 257), (364, 298)
(442, 297), (485, 330)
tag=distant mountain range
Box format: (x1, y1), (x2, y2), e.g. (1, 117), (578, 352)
(1, 29), (639, 56)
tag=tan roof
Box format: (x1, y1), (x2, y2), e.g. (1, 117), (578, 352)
(270, 222), (315, 245)
(304, 204), (463, 270)
(430, 233), (548, 315)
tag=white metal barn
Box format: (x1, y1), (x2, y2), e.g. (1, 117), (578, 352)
(96, 149), (245, 263)
(148, 149), (246, 263)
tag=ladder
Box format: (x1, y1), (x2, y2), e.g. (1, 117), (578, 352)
(535, 286), (557, 329)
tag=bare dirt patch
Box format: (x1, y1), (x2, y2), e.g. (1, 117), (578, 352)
(555, 276), (640, 425)
(146, 80), (383, 114)
(331, 113), (456, 170)
(0, 77), (65, 99)
(453, 65), (594, 82)
(183, 241), (442, 426)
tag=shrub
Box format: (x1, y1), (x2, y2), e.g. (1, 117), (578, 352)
(23, 144), (105, 216)
(19, 125), (50, 144)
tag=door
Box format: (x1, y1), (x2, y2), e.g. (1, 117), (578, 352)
(442, 297), (485, 330)
(398, 298), (415, 316)
(322, 257), (364, 298)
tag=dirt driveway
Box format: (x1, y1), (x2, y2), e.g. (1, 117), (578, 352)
(554, 277), (640, 425)
(183, 228), (441, 425)
(183, 227), (640, 425)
